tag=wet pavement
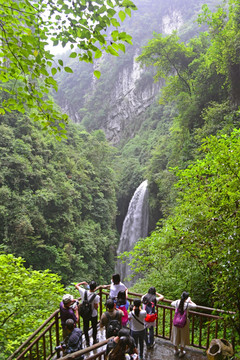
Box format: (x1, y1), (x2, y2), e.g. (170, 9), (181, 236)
(142, 337), (207, 360)
(89, 328), (208, 360)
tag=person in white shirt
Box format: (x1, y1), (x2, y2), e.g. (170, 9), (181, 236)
(104, 273), (128, 300)
(75, 280), (100, 347)
(128, 299), (146, 360)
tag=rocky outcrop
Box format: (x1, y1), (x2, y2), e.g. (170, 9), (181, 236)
(103, 52), (162, 144)
(97, 10), (183, 144)
(55, 0), (200, 145)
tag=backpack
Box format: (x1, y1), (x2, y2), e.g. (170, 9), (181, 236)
(78, 291), (96, 320)
(173, 304), (188, 328)
(144, 301), (157, 323)
(119, 305), (128, 327)
(66, 328), (84, 360)
(105, 311), (122, 338)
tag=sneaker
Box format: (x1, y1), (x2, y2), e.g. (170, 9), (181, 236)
(179, 351), (186, 358)
(174, 349), (180, 355)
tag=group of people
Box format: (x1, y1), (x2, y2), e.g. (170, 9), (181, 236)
(59, 273), (197, 359)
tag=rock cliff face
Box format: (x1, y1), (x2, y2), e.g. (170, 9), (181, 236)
(54, 0), (205, 145)
(103, 52), (162, 144)
(96, 10), (183, 145)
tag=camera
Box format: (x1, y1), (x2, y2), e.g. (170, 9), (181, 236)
(55, 342), (67, 351)
(130, 354), (138, 360)
(70, 300), (79, 310)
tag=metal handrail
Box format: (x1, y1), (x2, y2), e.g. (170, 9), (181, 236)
(8, 310), (60, 360)
(8, 287), (231, 359)
(59, 337), (113, 360)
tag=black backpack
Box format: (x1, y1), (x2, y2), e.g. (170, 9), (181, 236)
(78, 290), (96, 320)
(105, 311), (122, 338)
(66, 328), (84, 360)
(145, 301), (155, 314)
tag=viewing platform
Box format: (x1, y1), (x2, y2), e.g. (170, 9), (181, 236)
(8, 288), (231, 360)
(69, 329), (208, 360)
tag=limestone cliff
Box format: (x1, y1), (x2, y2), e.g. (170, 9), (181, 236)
(54, 0), (212, 145)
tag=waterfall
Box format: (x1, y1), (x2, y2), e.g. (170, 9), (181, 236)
(116, 180), (149, 286)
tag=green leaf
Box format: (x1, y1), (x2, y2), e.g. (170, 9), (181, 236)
(107, 45), (119, 56)
(69, 52), (77, 58)
(94, 70), (101, 79)
(64, 67), (73, 73)
(51, 67), (57, 76)
(94, 49), (102, 59)
(118, 43), (125, 53)
(125, 7), (131, 17)
(111, 30), (119, 41)
(110, 18), (120, 27)
(107, 8), (116, 18)
(118, 10), (126, 22)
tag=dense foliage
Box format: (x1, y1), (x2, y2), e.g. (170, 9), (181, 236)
(53, 0), (221, 228)
(0, 0), (136, 134)
(0, 254), (64, 358)
(0, 112), (118, 285)
(120, 0), (240, 347)
(2, 0), (240, 355)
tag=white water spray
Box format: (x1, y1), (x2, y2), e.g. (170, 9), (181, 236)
(116, 180), (149, 286)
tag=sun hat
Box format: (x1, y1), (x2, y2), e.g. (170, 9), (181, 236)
(62, 294), (73, 304)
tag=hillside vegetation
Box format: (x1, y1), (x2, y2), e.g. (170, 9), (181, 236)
(125, 0), (240, 347)
(1, 0), (240, 356)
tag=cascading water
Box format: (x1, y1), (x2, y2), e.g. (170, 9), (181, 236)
(116, 180), (149, 286)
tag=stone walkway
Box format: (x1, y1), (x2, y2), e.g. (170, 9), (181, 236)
(88, 328), (208, 360)
(143, 338), (207, 360)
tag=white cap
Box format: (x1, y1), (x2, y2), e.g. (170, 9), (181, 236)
(62, 294), (73, 304)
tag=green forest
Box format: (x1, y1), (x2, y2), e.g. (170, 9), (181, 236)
(1, 0), (240, 357)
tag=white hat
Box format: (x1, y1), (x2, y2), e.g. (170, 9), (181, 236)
(62, 294), (73, 304)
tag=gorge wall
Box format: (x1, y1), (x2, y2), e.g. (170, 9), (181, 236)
(54, 0), (211, 145)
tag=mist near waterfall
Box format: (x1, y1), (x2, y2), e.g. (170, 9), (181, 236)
(116, 180), (149, 286)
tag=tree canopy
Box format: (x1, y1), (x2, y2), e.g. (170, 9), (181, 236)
(126, 129), (240, 344)
(0, 253), (64, 358)
(0, 113), (118, 285)
(122, 0), (240, 347)
(0, 0), (137, 135)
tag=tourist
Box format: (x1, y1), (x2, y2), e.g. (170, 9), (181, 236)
(75, 280), (100, 346)
(128, 299), (146, 360)
(106, 327), (138, 357)
(107, 336), (138, 360)
(141, 287), (164, 349)
(64, 319), (83, 359)
(59, 294), (79, 339)
(104, 273), (128, 301)
(171, 291), (197, 358)
(100, 298), (123, 338)
(116, 290), (130, 327)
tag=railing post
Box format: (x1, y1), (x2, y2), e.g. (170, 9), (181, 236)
(55, 312), (60, 358)
(99, 286), (103, 318)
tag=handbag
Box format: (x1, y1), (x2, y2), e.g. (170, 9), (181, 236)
(144, 301), (157, 322)
(145, 313), (157, 322)
(173, 303), (188, 328)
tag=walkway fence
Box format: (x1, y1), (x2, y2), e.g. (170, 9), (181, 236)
(8, 287), (232, 360)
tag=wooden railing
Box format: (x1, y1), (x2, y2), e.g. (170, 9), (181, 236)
(8, 287), (231, 360)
